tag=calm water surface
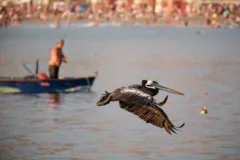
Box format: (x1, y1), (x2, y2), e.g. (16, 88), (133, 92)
(0, 24), (240, 160)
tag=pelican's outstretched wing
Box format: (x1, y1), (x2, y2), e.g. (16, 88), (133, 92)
(119, 101), (185, 135)
(110, 87), (154, 106)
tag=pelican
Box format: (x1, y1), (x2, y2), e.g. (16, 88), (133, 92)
(97, 80), (185, 135)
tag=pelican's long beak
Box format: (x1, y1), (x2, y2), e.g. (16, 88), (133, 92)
(152, 83), (184, 96)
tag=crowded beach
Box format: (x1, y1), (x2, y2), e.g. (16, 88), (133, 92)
(1, 0), (240, 28)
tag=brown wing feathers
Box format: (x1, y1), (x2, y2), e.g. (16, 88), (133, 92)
(119, 101), (185, 135)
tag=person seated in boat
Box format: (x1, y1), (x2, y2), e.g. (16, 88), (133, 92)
(48, 40), (67, 79)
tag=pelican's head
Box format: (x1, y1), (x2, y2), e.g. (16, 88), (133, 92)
(142, 80), (184, 96)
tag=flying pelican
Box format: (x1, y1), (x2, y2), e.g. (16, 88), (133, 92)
(97, 80), (185, 135)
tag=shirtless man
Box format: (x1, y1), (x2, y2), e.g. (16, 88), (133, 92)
(48, 40), (67, 79)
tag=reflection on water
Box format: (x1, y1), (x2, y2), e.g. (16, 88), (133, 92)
(0, 26), (240, 160)
(48, 94), (62, 109)
(49, 94), (61, 104)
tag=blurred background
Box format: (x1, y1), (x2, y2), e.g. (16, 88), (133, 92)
(0, 0), (240, 160)
(1, 0), (240, 28)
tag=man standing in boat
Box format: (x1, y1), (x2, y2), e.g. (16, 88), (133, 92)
(48, 40), (67, 79)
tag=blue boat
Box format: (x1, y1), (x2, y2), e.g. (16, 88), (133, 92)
(0, 59), (98, 94)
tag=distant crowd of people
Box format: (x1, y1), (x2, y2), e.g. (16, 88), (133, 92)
(0, 5), (21, 27)
(1, 2), (240, 28)
(199, 3), (240, 28)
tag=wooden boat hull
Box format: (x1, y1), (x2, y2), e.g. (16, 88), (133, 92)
(0, 75), (97, 94)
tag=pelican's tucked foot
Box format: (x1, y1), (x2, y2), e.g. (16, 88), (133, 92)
(97, 91), (112, 106)
(158, 95), (168, 106)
